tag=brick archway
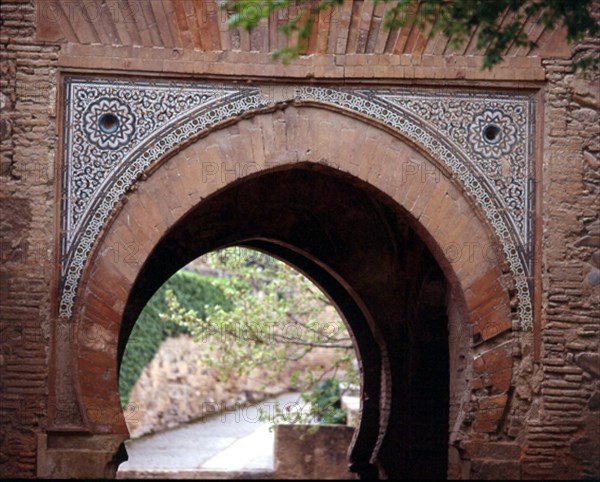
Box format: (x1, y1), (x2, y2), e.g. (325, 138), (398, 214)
(71, 106), (514, 478)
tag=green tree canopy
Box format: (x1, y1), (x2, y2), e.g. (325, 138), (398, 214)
(220, 0), (599, 70)
(161, 247), (359, 424)
(119, 270), (229, 406)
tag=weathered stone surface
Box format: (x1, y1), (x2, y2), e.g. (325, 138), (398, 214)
(36, 434), (127, 479)
(575, 235), (600, 248)
(1, 0), (599, 478)
(274, 425), (356, 480)
(572, 352), (600, 377)
(471, 460), (520, 480)
(116, 468), (275, 479)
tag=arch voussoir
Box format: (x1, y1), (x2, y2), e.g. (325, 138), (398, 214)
(74, 105), (515, 477)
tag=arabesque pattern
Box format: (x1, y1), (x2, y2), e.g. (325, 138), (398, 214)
(61, 79), (535, 329)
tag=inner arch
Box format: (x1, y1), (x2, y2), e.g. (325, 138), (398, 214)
(118, 163), (451, 478)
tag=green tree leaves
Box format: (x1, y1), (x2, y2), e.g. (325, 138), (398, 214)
(161, 247), (359, 424)
(219, 0), (599, 70)
(119, 270), (229, 406)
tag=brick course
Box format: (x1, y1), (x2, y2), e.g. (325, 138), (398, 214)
(75, 107), (513, 478)
(0, 0), (598, 479)
(1, 0), (59, 477)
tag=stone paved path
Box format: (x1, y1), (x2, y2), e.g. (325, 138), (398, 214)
(117, 392), (303, 475)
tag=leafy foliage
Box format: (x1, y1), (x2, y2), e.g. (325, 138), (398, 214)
(219, 0), (599, 70)
(161, 247), (359, 424)
(308, 377), (347, 424)
(119, 270), (229, 407)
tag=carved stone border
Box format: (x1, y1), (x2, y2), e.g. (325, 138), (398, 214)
(60, 78), (535, 329)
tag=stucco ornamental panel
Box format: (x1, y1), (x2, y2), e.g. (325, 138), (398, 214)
(60, 79), (535, 330)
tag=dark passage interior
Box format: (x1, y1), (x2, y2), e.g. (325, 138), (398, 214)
(119, 163), (450, 479)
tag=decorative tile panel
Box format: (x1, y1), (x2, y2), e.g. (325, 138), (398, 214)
(377, 90), (533, 250)
(295, 87), (535, 330)
(60, 78), (269, 316)
(61, 79), (536, 330)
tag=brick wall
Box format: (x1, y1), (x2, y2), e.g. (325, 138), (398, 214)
(0, 0), (598, 478)
(73, 106), (513, 478)
(521, 39), (599, 479)
(0, 1), (58, 476)
(0, 0), (58, 477)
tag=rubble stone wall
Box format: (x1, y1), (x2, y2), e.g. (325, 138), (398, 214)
(126, 334), (341, 439)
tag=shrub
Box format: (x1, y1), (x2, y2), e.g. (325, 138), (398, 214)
(308, 377), (347, 425)
(118, 270), (229, 406)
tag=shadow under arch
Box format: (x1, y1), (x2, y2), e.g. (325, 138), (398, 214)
(117, 163), (450, 479)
